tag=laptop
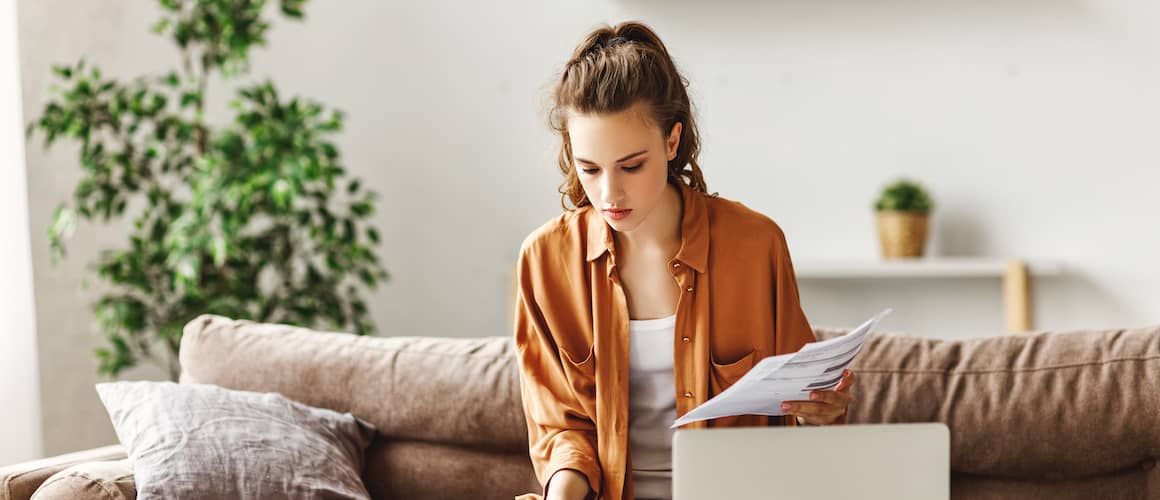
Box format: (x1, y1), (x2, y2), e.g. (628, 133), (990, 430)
(672, 422), (949, 500)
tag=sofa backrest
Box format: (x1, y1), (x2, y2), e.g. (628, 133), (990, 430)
(818, 325), (1160, 481)
(821, 325), (1160, 498)
(178, 314), (538, 499)
(179, 315), (1160, 498)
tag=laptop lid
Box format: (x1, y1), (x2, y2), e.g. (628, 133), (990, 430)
(672, 422), (949, 500)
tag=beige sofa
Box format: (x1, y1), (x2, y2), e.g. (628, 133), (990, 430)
(3, 314), (1158, 499)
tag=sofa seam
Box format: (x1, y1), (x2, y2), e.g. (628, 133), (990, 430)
(856, 355), (1160, 375)
(198, 327), (515, 363)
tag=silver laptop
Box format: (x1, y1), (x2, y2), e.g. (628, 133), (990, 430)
(672, 422), (949, 500)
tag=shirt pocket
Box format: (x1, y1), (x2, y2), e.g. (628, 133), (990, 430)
(709, 348), (758, 396)
(560, 343), (596, 396)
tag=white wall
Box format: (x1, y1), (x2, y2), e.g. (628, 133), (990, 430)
(17, 0), (1160, 454)
(1, 0), (43, 465)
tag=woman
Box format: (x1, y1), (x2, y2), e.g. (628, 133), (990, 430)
(513, 21), (854, 500)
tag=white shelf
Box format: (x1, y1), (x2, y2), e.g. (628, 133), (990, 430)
(794, 258), (1066, 279)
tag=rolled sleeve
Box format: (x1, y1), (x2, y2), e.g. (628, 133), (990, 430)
(544, 448), (603, 498)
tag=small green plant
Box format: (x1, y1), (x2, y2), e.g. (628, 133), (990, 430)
(874, 179), (934, 213)
(26, 0), (388, 380)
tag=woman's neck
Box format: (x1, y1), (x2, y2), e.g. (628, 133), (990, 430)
(614, 182), (683, 258)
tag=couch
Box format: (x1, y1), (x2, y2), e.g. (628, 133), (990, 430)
(2, 314), (1158, 499)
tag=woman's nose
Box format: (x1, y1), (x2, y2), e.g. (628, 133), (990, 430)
(601, 176), (624, 203)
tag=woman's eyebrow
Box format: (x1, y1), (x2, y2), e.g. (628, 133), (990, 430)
(574, 149), (648, 166)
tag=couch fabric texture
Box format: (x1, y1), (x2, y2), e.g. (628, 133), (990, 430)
(3, 314), (1158, 499)
(0, 445), (127, 500)
(28, 459), (133, 500)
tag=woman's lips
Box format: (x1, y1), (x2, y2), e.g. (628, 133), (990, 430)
(605, 209), (632, 221)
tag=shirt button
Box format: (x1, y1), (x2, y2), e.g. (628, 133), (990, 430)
(682, 336), (691, 343)
(685, 286), (694, 293)
(683, 391), (694, 398)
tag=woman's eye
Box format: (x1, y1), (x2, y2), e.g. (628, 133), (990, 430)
(580, 163), (643, 175)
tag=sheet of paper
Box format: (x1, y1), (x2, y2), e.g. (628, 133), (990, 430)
(671, 308), (892, 428)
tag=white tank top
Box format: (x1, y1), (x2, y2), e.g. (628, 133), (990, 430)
(627, 313), (677, 500)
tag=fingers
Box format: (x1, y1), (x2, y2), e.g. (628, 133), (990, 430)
(782, 390), (850, 414)
(834, 369), (856, 392)
(782, 376), (855, 424)
(810, 388), (853, 407)
(782, 401), (845, 424)
(780, 370), (857, 425)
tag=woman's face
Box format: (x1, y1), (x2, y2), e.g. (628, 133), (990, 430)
(568, 101), (682, 233)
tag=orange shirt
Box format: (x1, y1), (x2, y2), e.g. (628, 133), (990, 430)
(513, 180), (820, 500)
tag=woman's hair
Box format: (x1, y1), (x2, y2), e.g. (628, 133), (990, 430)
(549, 21), (708, 210)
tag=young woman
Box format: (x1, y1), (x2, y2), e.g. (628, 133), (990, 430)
(512, 21), (855, 500)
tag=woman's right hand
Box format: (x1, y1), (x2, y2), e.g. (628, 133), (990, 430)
(546, 469), (592, 500)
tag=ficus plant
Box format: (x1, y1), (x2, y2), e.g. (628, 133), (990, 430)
(26, 0), (388, 380)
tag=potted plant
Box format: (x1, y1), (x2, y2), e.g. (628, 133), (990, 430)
(873, 179), (934, 258)
(26, 0), (388, 380)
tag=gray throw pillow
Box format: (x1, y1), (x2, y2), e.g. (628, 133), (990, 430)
(95, 381), (376, 500)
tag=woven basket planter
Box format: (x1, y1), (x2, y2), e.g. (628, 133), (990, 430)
(876, 211), (929, 258)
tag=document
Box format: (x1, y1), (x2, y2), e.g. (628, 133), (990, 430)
(672, 308), (892, 428)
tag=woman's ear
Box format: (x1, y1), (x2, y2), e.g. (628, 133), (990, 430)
(667, 122), (683, 160)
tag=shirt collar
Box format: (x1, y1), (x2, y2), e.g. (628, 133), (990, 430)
(584, 180), (709, 274)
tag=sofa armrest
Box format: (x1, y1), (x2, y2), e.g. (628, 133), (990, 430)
(0, 445), (127, 500)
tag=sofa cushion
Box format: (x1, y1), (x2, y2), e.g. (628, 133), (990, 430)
(28, 459), (134, 500)
(0, 445), (127, 500)
(362, 440), (541, 500)
(818, 325), (1160, 480)
(179, 314), (528, 453)
(95, 381), (375, 499)
(951, 464), (1160, 500)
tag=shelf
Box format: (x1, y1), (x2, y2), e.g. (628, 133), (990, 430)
(794, 257), (1066, 279)
(792, 257), (1066, 333)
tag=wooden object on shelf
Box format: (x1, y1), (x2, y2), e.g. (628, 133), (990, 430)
(1003, 259), (1031, 333)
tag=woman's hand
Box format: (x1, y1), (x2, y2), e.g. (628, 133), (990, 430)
(545, 469), (591, 500)
(780, 369), (855, 425)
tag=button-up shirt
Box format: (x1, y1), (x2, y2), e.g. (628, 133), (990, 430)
(513, 180), (818, 500)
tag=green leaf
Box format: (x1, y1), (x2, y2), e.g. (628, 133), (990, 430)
(180, 91), (201, 108)
(151, 18), (170, 34)
(350, 201), (372, 217)
(51, 65), (72, 79)
(211, 235), (228, 267)
(281, 5), (304, 19)
(49, 205), (77, 241)
(271, 178), (292, 209)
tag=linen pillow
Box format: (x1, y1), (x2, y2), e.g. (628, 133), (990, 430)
(95, 381), (376, 500)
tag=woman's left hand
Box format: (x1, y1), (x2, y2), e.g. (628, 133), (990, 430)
(780, 369), (855, 425)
